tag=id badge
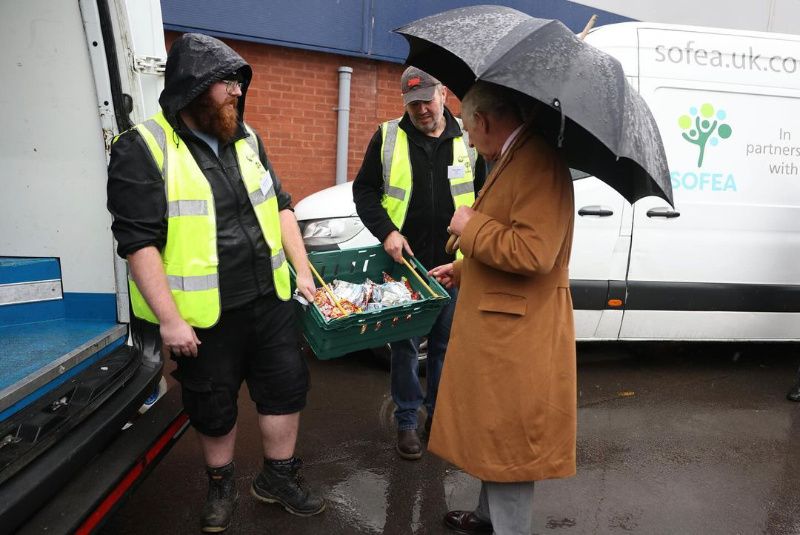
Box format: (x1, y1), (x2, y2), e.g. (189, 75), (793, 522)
(260, 172), (274, 196)
(447, 164), (465, 179)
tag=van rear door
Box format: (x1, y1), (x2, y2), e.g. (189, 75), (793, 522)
(0, 1), (182, 532)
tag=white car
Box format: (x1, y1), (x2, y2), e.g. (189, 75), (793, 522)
(294, 181), (378, 252)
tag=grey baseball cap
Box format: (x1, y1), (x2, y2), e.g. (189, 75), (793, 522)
(400, 66), (441, 105)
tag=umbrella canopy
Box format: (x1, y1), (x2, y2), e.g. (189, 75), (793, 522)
(395, 5), (673, 206)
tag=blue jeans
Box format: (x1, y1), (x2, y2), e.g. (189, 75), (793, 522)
(391, 287), (457, 431)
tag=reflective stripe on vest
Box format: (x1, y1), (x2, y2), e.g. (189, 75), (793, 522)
(124, 111), (290, 328)
(379, 118), (477, 258)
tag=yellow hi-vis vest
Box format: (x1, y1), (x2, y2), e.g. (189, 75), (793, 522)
(124, 111), (290, 328)
(379, 118), (477, 258)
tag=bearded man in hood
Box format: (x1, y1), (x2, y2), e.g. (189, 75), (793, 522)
(107, 33), (323, 532)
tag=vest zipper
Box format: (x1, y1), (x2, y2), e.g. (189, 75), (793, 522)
(428, 152), (436, 265)
(217, 145), (266, 298)
(232, 153), (267, 296)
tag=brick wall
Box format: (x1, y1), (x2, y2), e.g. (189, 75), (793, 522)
(165, 31), (462, 202)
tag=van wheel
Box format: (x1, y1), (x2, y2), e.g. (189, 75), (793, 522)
(371, 339), (428, 377)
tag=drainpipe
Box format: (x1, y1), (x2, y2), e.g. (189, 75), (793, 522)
(335, 66), (353, 185)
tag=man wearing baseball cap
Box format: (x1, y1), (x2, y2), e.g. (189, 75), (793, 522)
(353, 66), (487, 460)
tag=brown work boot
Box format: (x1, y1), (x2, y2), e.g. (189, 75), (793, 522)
(251, 457), (325, 516)
(201, 462), (238, 533)
(396, 429), (422, 460)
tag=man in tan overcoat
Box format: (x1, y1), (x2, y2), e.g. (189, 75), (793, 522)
(429, 81), (576, 535)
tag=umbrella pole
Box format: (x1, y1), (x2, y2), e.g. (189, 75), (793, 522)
(578, 15), (598, 40)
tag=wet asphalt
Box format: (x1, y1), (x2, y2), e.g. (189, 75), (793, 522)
(105, 343), (800, 535)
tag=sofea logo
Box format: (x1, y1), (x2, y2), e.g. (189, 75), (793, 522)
(678, 103), (733, 167)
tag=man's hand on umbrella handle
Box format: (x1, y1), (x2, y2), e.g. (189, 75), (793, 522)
(429, 263), (455, 289)
(160, 317), (201, 359)
(449, 206), (476, 236)
(445, 232), (460, 255)
(383, 230), (414, 262)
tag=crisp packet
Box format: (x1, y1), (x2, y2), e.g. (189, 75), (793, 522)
(378, 281), (413, 307)
(330, 279), (369, 308)
(312, 274), (419, 320)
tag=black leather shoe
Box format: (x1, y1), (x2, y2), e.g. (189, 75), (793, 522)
(444, 510), (493, 534)
(788, 382), (800, 402)
(396, 429), (422, 460)
(251, 457), (325, 516)
(201, 462), (238, 533)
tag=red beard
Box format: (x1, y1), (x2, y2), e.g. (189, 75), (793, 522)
(185, 91), (239, 143)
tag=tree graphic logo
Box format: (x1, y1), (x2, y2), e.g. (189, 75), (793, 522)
(678, 104), (733, 167)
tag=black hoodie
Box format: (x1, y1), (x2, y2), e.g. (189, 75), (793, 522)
(159, 33), (252, 125)
(107, 33), (292, 311)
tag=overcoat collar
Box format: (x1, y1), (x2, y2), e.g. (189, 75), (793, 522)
(472, 120), (540, 210)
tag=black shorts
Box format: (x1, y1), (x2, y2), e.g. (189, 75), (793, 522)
(172, 295), (309, 437)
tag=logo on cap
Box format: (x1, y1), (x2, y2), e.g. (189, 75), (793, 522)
(407, 77), (421, 89)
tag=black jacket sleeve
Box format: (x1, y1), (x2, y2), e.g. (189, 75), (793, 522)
(106, 129), (168, 258)
(352, 127), (398, 243)
(255, 131), (292, 211)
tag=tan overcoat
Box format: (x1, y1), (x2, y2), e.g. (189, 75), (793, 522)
(428, 125), (577, 482)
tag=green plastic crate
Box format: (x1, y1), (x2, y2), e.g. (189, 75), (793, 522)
(290, 245), (450, 360)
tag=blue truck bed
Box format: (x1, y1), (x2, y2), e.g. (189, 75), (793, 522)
(0, 257), (124, 419)
(0, 257), (184, 532)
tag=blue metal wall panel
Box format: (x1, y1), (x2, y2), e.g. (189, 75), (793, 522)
(0, 301), (63, 326)
(0, 293), (117, 327)
(63, 293), (118, 322)
(163, 0), (367, 56)
(161, 0), (632, 62)
(371, 0), (631, 62)
(0, 258), (60, 284)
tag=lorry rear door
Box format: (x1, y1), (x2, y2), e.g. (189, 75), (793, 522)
(0, 1), (184, 532)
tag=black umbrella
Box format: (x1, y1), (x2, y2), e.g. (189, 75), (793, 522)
(395, 5), (673, 206)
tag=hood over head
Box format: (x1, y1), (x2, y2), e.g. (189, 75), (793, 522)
(159, 33), (252, 123)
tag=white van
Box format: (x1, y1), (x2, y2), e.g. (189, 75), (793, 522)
(0, 1), (184, 532)
(295, 22), (800, 342)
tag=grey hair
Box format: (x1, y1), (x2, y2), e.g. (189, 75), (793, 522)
(462, 81), (537, 123)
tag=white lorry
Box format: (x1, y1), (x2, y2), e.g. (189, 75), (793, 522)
(295, 22), (800, 342)
(0, 1), (185, 532)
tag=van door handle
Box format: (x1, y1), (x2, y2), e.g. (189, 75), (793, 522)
(646, 207), (681, 218)
(578, 205), (614, 217)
